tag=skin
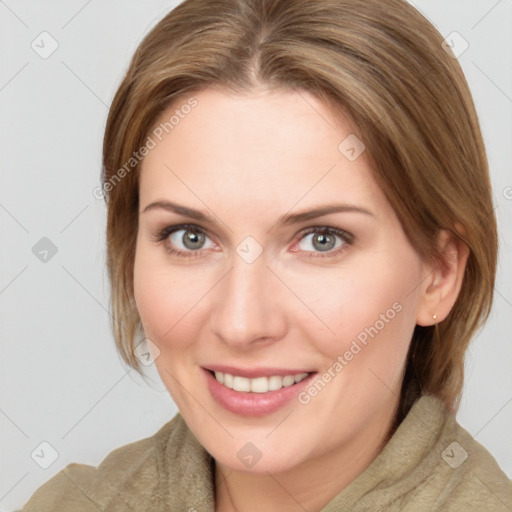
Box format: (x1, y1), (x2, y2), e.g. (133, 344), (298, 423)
(133, 86), (468, 511)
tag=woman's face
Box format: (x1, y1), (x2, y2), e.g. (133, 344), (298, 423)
(134, 86), (431, 473)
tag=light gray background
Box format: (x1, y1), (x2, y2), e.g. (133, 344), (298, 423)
(1, 1), (511, 510)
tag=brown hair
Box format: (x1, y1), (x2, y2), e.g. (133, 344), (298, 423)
(102, 0), (497, 414)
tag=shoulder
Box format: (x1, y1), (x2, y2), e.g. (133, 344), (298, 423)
(433, 418), (512, 510)
(405, 396), (512, 511)
(18, 414), (184, 512)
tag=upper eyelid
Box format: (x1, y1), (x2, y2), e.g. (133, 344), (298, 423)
(300, 226), (353, 241)
(157, 223), (352, 250)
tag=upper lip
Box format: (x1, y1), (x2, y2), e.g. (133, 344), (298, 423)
(203, 365), (315, 379)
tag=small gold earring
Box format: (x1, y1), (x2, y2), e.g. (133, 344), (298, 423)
(433, 313), (437, 320)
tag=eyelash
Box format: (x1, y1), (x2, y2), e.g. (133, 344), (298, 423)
(152, 223), (354, 259)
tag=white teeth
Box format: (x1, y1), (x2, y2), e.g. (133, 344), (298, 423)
(250, 377), (268, 393)
(282, 375), (295, 387)
(268, 375), (282, 391)
(213, 371), (309, 393)
(232, 376), (251, 392)
(223, 373), (233, 389)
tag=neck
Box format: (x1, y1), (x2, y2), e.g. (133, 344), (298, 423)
(214, 397), (400, 512)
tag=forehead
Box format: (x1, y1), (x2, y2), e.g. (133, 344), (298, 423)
(139, 87), (388, 220)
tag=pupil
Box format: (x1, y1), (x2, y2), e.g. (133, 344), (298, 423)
(313, 233), (334, 251)
(183, 230), (205, 250)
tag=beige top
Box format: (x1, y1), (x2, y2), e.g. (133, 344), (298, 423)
(19, 395), (512, 511)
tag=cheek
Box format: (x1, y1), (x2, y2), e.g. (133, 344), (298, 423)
(133, 244), (213, 351)
(133, 244), (181, 345)
(134, 276), (169, 343)
(292, 250), (421, 365)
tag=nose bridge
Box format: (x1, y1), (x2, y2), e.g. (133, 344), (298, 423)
(210, 253), (284, 347)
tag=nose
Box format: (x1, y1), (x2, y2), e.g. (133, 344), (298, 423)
(209, 253), (288, 350)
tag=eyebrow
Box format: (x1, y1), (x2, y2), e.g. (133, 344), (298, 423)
(141, 200), (374, 226)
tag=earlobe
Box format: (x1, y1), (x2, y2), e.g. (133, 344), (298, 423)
(416, 229), (470, 327)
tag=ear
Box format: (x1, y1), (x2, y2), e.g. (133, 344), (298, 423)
(416, 229), (470, 326)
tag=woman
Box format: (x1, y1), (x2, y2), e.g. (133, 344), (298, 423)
(20, 0), (512, 510)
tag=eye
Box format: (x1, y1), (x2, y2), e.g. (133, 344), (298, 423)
(154, 224), (353, 259)
(295, 227), (353, 256)
(154, 224), (215, 257)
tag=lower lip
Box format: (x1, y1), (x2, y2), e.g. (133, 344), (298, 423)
(203, 368), (316, 417)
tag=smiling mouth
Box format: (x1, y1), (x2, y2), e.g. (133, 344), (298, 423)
(209, 370), (312, 393)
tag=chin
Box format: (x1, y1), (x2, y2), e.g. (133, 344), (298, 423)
(213, 447), (307, 475)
